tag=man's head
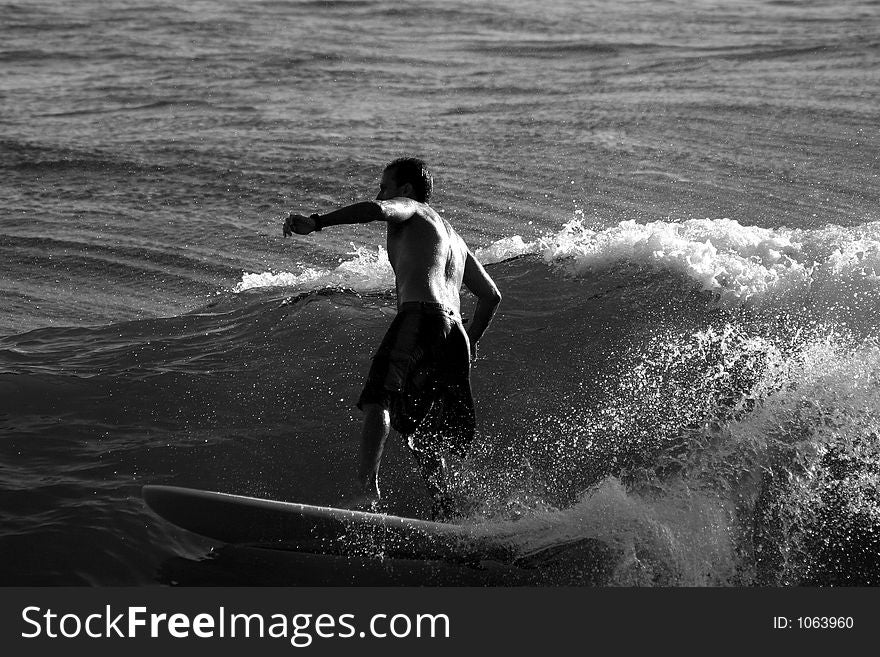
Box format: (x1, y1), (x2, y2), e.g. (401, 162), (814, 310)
(377, 157), (433, 203)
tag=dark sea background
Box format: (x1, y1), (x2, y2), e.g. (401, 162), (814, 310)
(2, 0), (879, 585)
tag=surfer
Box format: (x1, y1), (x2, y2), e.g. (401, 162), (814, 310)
(283, 157), (502, 520)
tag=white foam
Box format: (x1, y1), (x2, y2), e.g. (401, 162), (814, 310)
(234, 237), (540, 293)
(233, 217), (880, 311)
(474, 235), (537, 264)
(233, 245), (394, 293)
(467, 477), (736, 586)
(538, 217), (880, 308)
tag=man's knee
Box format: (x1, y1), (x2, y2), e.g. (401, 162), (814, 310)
(361, 402), (390, 426)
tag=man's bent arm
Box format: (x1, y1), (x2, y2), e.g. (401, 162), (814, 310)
(284, 198), (420, 235)
(317, 201), (384, 228)
(462, 251), (502, 351)
(319, 199), (419, 226)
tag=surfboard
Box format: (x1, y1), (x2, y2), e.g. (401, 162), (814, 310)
(142, 485), (514, 563)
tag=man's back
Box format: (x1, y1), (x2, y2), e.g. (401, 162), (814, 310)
(386, 203), (467, 312)
(281, 157), (502, 510)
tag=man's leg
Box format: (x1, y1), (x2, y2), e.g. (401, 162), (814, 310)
(358, 403), (390, 499)
(409, 446), (455, 522)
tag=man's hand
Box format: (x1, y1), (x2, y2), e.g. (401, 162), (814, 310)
(283, 213), (317, 236)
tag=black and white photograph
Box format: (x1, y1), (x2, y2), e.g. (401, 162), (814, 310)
(1, 0), (878, 648)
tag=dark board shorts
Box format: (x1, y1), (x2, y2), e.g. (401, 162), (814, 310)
(358, 301), (475, 458)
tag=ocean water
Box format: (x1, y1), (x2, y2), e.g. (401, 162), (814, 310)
(1, 0), (879, 585)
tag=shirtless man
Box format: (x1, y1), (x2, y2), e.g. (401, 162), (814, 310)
(283, 157), (501, 520)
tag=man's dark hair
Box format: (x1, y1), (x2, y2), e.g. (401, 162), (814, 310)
(384, 157), (433, 203)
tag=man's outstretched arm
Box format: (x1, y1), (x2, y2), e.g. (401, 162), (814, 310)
(462, 250), (502, 359)
(283, 199), (419, 236)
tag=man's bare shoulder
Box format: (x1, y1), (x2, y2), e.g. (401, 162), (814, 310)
(391, 203), (467, 251)
(431, 209), (470, 250)
(414, 202), (442, 222)
(395, 202), (445, 231)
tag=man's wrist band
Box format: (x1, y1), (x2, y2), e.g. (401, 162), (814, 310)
(310, 213), (322, 231)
